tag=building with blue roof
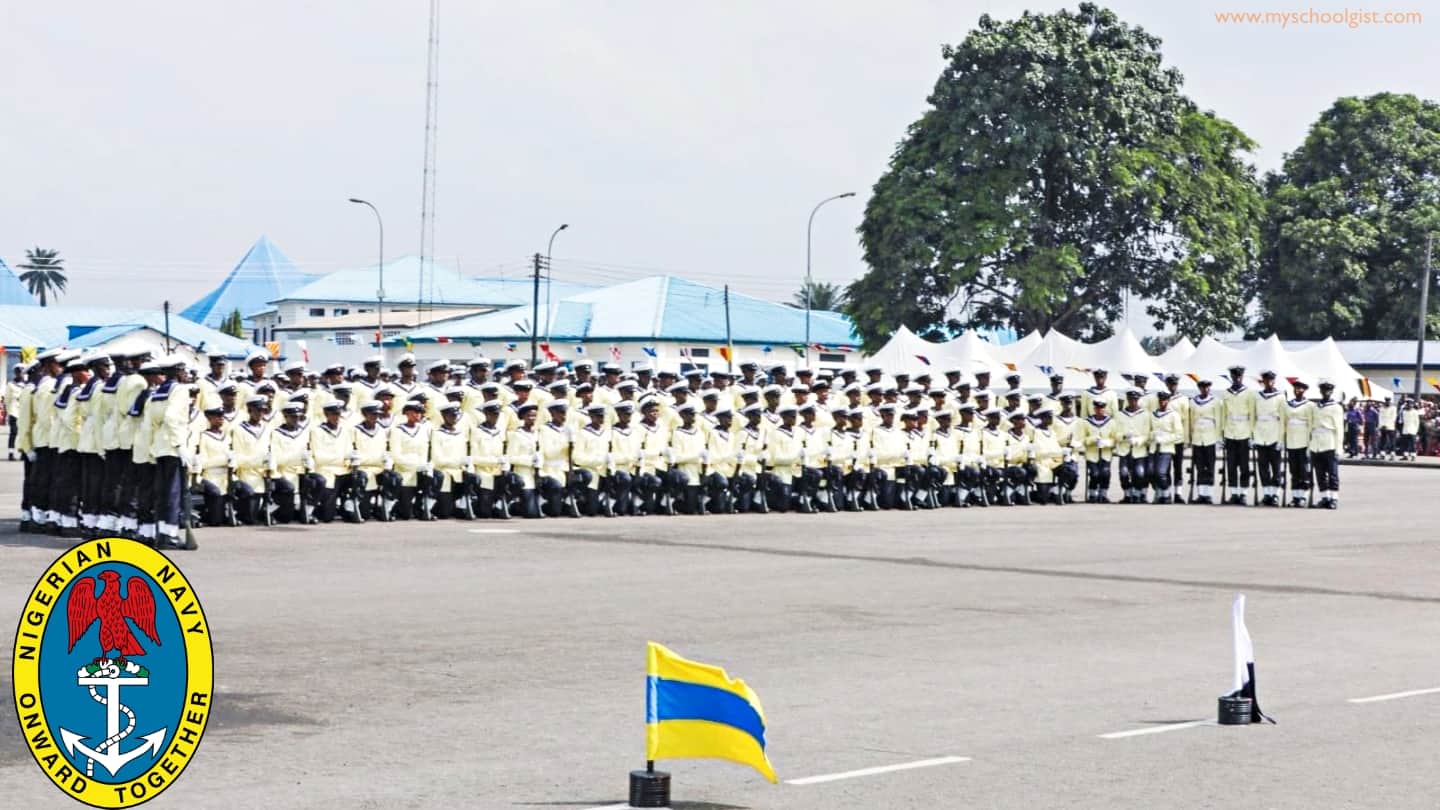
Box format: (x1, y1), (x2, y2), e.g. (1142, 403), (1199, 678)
(247, 257), (599, 367)
(391, 275), (861, 373)
(180, 235), (319, 329)
(0, 257), (39, 306)
(0, 304), (252, 376)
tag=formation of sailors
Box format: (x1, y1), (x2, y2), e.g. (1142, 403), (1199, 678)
(7, 347), (1349, 546)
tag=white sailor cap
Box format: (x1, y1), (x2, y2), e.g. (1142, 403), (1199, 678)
(466, 355), (490, 368)
(585, 402), (608, 414)
(510, 379), (533, 389)
(797, 403), (816, 414)
(766, 363), (789, 375)
(863, 364), (884, 375)
(667, 381), (690, 394)
(602, 363), (623, 374)
(904, 384), (925, 395)
(863, 382), (885, 394)
(425, 359), (448, 373)
(323, 401), (345, 413)
(762, 384), (784, 396)
(246, 349), (271, 364)
(323, 362), (345, 374)
(82, 351), (112, 367)
(613, 401), (636, 413)
(982, 406), (1003, 417)
(363, 354), (384, 365)
(777, 404), (798, 415)
(713, 406), (733, 417)
(676, 402), (698, 415)
(830, 401), (850, 413)
(282, 360), (306, 374)
(616, 379), (638, 391)
(633, 363), (654, 374)
(245, 395), (268, 408)
(1125, 386), (1143, 396)
(573, 359), (595, 371)
(739, 403), (763, 415)
(683, 368), (704, 378)
(795, 366), (814, 377)
(504, 359), (527, 371)
(398, 353), (417, 366)
(281, 401), (306, 414)
(877, 402), (897, 412)
(790, 383), (810, 393)
(843, 382), (864, 394)
(701, 390), (720, 400)
(533, 361), (558, 374)
(548, 380), (570, 392)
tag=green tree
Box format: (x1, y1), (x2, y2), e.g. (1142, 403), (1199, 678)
(791, 280), (846, 311)
(846, 3), (1262, 350)
(219, 308), (246, 338)
(17, 247), (68, 306)
(1253, 93), (1440, 339)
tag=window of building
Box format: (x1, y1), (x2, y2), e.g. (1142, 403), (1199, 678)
(687, 347), (710, 357)
(333, 308), (349, 316)
(308, 308), (325, 317)
(818, 353), (846, 363)
(680, 363), (709, 375)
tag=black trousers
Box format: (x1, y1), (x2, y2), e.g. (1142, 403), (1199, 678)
(133, 461), (157, 527)
(1255, 443), (1282, 488)
(1314, 450), (1339, 493)
(20, 453), (33, 516)
(608, 471), (634, 515)
(6, 415), (16, 450)
(1224, 439), (1251, 487)
(1149, 452), (1174, 490)
(1286, 448), (1310, 491)
(199, 479), (227, 526)
(81, 453), (106, 520)
(1087, 459), (1112, 493)
(1054, 461), (1079, 491)
(54, 450), (81, 520)
(102, 451), (131, 518)
(1118, 454), (1147, 491)
(1172, 446), (1185, 488)
(153, 456), (184, 532)
(32, 447), (56, 517)
(1192, 444), (1217, 486)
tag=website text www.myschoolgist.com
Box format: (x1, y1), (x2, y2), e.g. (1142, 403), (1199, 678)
(1214, 8), (1422, 28)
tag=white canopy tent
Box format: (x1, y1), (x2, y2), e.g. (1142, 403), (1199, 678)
(865, 325), (944, 376)
(940, 331), (1006, 377)
(1289, 338), (1391, 402)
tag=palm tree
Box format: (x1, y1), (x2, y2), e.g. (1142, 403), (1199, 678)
(17, 247), (68, 306)
(791, 280), (846, 312)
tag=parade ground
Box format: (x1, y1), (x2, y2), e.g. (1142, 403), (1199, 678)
(2, 461), (1439, 809)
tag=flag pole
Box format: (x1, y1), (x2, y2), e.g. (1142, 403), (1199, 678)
(724, 284), (734, 374)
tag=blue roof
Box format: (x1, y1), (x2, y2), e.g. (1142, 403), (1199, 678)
(273, 257), (596, 308)
(0, 257), (38, 306)
(0, 305), (252, 357)
(393, 276), (859, 346)
(181, 236), (319, 328)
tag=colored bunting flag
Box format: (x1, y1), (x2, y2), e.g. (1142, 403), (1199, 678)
(915, 354), (930, 366)
(1357, 377), (1372, 398)
(1003, 362), (1018, 372)
(610, 344), (623, 363)
(790, 345), (805, 357)
(1392, 376), (1402, 389)
(717, 346), (733, 363)
(1185, 373), (1200, 384)
(295, 340), (310, 363)
(20, 346), (37, 363)
(1037, 364), (1055, 377)
(539, 342), (560, 362)
(1428, 376), (1440, 393)
(265, 342), (281, 358)
(575, 345), (586, 355)
(645, 642), (777, 783)
(679, 347), (692, 359)
(505, 342), (517, 353)
(643, 346), (658, 358)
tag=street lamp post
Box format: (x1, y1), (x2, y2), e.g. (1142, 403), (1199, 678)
(348, 198), (386, 356)
(545, 223), (569, 348)
(805, 192), (856, 363)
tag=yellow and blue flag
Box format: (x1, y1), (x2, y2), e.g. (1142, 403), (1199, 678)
(645, 642), (777, 783)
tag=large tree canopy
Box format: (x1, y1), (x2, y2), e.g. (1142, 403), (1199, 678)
(1253, 93), (1440, 339)
(846, 3), (1262, 350)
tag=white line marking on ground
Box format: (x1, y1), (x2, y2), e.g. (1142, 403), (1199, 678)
(784, 755), (971, 786)
(466, 528), (520, 534)
(1098, 720), (1215, 739)
(1347, 686), (1440, 704)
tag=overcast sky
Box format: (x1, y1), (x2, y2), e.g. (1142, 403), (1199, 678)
(4, 2), (1436, 323)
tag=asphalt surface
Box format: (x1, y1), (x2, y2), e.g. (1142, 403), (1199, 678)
(2, 459), (1439, 809)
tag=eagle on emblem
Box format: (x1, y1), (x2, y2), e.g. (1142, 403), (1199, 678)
(67, 570), (161, 661)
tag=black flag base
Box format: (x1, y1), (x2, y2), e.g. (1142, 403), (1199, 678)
(1220, 663), (1276, 725)
(629, 762), (671, 808)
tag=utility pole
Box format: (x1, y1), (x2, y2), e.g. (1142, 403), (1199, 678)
(805, 192), (856, 364)
(531, 252), (543, 368)
(163, 300), (172, 353)
(724, 284), (734, 374)
(1415, 232), (1433, 401)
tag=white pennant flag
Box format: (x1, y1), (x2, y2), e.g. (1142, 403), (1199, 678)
(1229, 594), (1274, 723)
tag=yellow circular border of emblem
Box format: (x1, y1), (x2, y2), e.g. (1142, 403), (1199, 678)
(10, 537), (214, 808)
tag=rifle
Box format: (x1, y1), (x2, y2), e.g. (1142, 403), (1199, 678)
(225, 464), (239, 526)
(1251, 444), (1260, 505)
(181, 469), (199, 550)
(262, 451), (275, 526)
(350, 456), (368, 523)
